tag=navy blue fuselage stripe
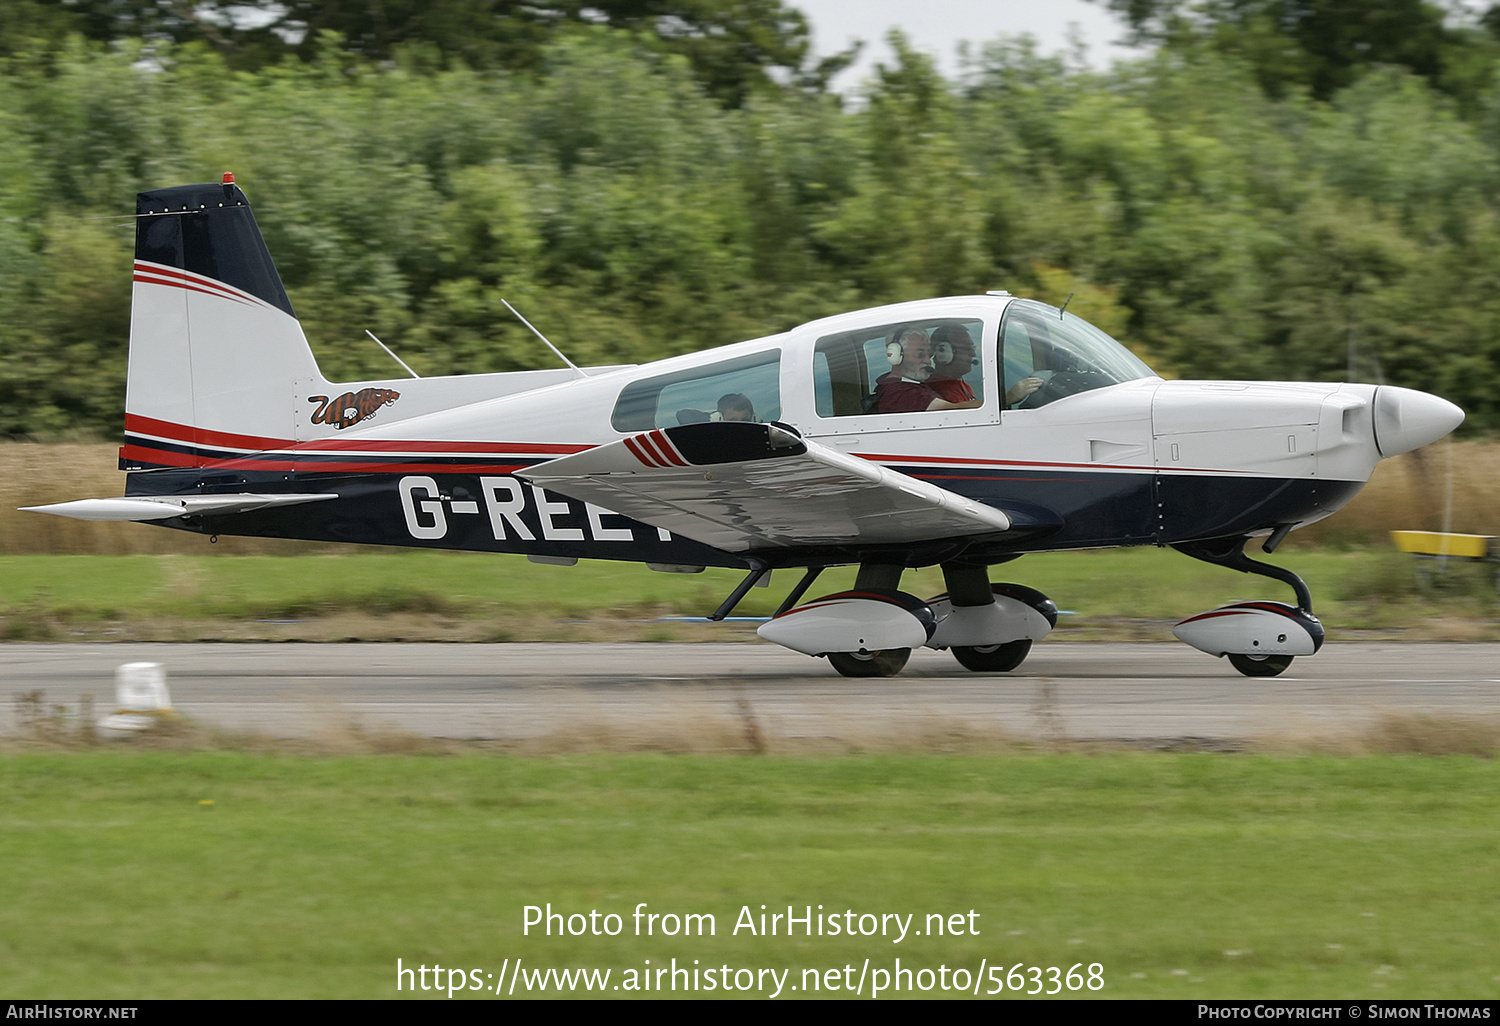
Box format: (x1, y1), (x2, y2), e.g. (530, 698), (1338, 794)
(122, 460), (1360, 560)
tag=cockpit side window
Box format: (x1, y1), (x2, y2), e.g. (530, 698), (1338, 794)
(813, 318), (985, 417)
(999, 300), (1155, 409)
(612, 350), (781, 432)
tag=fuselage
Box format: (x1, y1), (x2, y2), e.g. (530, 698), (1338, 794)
(122, 293), (1460, 570)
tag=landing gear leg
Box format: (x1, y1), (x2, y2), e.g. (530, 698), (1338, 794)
(709, 560), (769, 620)
(938, 561), (1037, 674)
(939, 561), (994, 607)
(1172, 536), (1314, 612)
(1173, 537), (1317, 678)
(855, 563), (904, 591)
(774, 566), (825, 616)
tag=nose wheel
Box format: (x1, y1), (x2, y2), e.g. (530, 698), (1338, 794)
(828, 648), (911, 677)
(1227, 652), (1294, 677)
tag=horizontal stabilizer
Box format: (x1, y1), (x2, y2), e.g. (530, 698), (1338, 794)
(20, 493), (337, 522)
(518, 422), (1011, 553)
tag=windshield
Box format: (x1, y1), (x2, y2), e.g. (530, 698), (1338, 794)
(999, 300), (1156, 409)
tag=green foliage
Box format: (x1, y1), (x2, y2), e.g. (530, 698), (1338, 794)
(2, 26), (1500, 435)
(14, 0), (832, 107)
(1096, 0), (1500, 106)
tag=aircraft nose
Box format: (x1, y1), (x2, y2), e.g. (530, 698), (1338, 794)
(1373, 385), (1465, 457)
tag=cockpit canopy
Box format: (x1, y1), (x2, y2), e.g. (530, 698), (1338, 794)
(604, 295), (1159, 432)
(999, 299), (1156, 409)
(808, 298), (1156, 418)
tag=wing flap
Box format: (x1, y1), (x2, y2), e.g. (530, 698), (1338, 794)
(518, 423), (1011, 553)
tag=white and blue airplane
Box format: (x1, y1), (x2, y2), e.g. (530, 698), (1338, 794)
(24, 176), (1465, 677)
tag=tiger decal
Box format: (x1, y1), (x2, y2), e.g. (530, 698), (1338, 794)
(308, 388), (401, 429)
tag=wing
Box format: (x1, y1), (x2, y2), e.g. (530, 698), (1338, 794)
(516, 422), (1012, 553)
(20, 493), (337, 522)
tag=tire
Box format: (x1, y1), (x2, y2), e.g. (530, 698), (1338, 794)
(828, 648), (911, 678)
(1228, 653), (1293, 677)
(952, 640), (1032, 673)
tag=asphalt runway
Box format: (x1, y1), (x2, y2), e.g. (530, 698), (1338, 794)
(3, 641), (1497, 747)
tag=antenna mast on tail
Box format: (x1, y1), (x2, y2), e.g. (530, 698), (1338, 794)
(501, 298), (587, 379)
(364, 330), (420, 379)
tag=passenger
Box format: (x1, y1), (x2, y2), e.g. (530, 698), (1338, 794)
(716, 393), (756, 422)
(874, 326), (982, 414)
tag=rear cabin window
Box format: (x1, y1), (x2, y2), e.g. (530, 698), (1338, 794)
(813, 319), (984, 417)
(611, 350), (782, 432)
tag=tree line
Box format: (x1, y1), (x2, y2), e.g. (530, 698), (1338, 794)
(1, 1), (1498, 436)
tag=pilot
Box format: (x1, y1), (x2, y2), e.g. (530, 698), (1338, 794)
(928, 325), (978, 403)
(716, 393), (756, 422)
(1005, 374), (1045, 407)
(929, 324), (1043, 407)
(874, 326), (982, 414)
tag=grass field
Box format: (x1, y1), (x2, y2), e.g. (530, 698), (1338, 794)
(1, 751), (1497, 999)
(1, 544), (1495, 642)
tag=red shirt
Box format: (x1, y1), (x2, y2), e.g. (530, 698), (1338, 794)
(874, 375), (940, 413)
(928, 377), (975, 403)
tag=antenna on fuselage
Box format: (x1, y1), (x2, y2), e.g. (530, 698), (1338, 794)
(502, 298), (587, 379)
(1059, 292), (1074, 318)
(364, 330), (421, 378)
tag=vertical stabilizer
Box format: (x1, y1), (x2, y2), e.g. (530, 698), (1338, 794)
(124, 176), (325, 468)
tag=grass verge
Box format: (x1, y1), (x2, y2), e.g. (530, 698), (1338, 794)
(0, 750), (1497, 999)
(1, 546), (1495, 642)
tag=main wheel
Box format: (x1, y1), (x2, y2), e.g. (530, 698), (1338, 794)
(952, 640), (1032, 673)
(1228, 653), (1293, 677)
(828, 648), (911, 678)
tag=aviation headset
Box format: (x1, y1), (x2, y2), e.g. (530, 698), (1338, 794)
(929, 325), (972, 366)
(886, 325), (927, 366)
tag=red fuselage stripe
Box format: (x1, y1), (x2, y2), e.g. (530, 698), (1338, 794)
(124, 414), (592, 461)
(125, 414), (293, 453)
(121, 442), (531, 475)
